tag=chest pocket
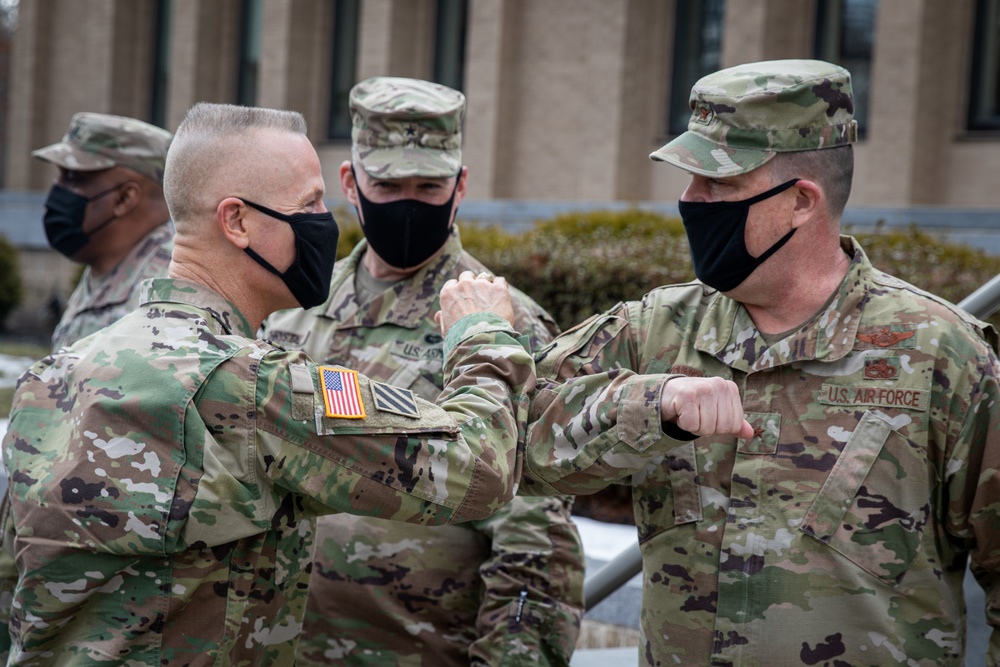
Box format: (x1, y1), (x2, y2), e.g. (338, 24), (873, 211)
(384, 340), (441, 401)
(800, 410), (931, 586)
(385, 364), (442, 402)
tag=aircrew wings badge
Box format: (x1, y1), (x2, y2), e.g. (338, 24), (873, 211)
(857, 327), (915, 348)
(370, 381), (420, 418)
(320, 366), (366, 419)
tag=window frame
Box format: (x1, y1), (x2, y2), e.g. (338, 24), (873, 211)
(813, 0), (877, 137)
(969, 0), (1000, 131)
(667, 0), (725, 137)
(327, 0), (360, 141)
(150, 0), (171, 129)
(432, 0), (468, 92)
(236, 0), (263, 107)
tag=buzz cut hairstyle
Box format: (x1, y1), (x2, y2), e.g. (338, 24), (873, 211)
(163, 103), (307, 223)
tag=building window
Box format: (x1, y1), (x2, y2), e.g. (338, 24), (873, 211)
(328, 0), (360, 140)
(433, 0), (468, 92)
(150, 0), (171, 129)
(668, 0), (725, 136)
(237, 0), (263, 107)
(970, 0), (1000, 130)
(814, 0), (877, 135)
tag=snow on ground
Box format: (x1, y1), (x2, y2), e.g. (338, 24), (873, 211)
(572, 515), (638, 563)
(0, 354), (33, 389)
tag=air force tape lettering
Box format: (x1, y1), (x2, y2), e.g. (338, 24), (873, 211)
(819, 382), (928, 411)
(320, 366), (366, 419)
(371, 381), (420, 418)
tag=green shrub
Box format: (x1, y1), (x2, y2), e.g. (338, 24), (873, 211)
(0, 234), (23, 330)
(332, 206), (364, 259)
(852, 223), (1000, 327)
(465, 209), (693, 329)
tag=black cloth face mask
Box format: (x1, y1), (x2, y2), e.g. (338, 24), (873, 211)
(239, 198), (340, 309)
(678, 178), (800, 292)
(43, 182), (125, 258)
(353, 167), (460, 270)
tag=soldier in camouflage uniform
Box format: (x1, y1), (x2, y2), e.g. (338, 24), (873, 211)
(523, 60), (1000, 665)
(265, 77), (584, 667)
(0, 102), (535, 666)
(33, 112), (174, 351)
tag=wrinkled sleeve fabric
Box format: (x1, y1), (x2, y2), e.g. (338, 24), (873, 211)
(465, 300), (585, 666)
(468, 496), (585, 667)
(256, 312), (535, 525)
(523, 305), (689, 496)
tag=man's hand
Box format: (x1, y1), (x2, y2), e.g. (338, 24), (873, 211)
(661, 376), (754, 439)
(436, 270), (515, 334)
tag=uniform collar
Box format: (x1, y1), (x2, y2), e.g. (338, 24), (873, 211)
(319, 228), (464, 329)
(694, 236), (868, 373)
(140, 277), (257, 338)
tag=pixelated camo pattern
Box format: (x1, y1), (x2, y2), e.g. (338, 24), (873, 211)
(350, 76), (465, 179)
(652, 59), (859, 176)
(525, 237), (1000, 666)
(33, 112), (173, 183)
(0, 276), (533, 665)
(50, 222), (174, 352)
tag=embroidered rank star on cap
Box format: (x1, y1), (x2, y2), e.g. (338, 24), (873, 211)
(320, 367), (366, 419)
(370, 381), (420, 418)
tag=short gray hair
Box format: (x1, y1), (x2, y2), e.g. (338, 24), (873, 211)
(163, 103), (307, 222)
(769, 145), (854, 218)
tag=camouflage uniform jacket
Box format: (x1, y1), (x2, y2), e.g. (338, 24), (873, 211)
(0, 276), (534, 666)
(50, 220), (174, 351)
(525, 237), (1000, 666)
(265, 231), (585, 667)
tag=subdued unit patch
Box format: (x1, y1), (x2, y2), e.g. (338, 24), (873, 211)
(371, 381), (420, 418)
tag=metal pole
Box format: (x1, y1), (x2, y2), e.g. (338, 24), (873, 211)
(584, 541), (642, 610)
(958, 273), (1000, 320)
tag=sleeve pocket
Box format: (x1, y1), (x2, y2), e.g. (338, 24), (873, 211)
(635, 441), (703, 542)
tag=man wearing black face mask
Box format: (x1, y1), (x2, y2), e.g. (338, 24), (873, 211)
(32, 112), (174, 351)
(1, 102), (538, 665)
(522, 60), (1000, 666)
(265, 77), (585, 667)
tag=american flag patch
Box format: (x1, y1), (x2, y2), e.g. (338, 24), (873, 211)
(370, 381), (420, 418)
(320, 367), (366, 419)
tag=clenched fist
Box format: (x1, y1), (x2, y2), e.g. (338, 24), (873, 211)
(436, 270), (515, 334)
(661, 376), (754, 439)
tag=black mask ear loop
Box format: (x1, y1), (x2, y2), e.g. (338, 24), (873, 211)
(732, 177), (800, 207)
(746, 178), (800, 265)
(237, 198), (333, 277)
(83, 181), (130, 237)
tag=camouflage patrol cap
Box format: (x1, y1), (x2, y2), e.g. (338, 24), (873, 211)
(32, 112), (173, 184)
(350, 77), (464, 179)
(650, 59), (858, 177)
